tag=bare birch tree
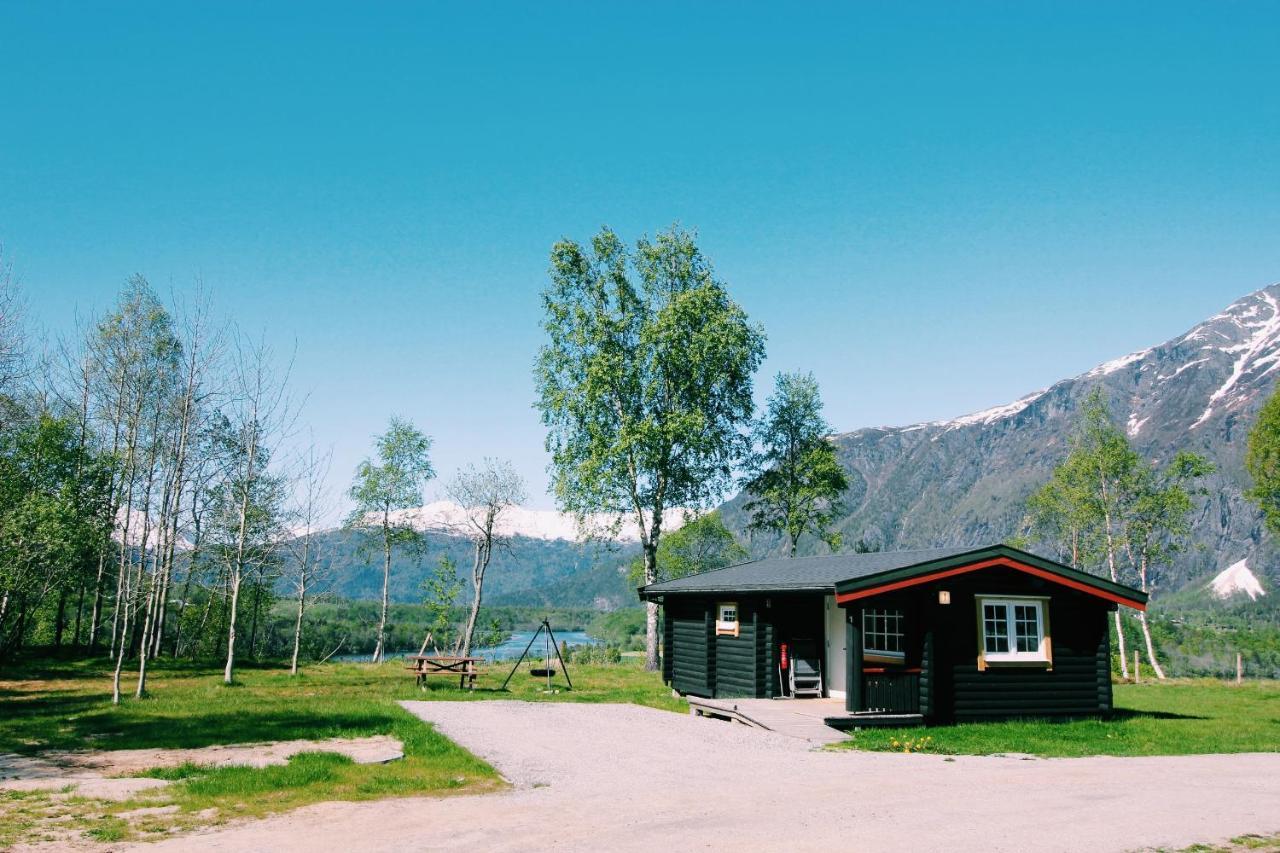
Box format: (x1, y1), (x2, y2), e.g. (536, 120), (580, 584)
(447, 458), (526, 657)
(216, 334), (293, 685)
(285, 440), (334, 674)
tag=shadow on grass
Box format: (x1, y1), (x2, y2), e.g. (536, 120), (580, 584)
(69, 710), (397, 752)
(1108, 708), (1207, 722)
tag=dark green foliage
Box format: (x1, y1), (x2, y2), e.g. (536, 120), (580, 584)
(586, 608), (646, 649)
(0, 414), (114, 659)
(626, 511), (747, 587)
(301, 527), (639, 609)
(1246, 386), (1280, 538)
(743, 372), (849, 557)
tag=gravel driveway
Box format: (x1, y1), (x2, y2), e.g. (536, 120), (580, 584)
(129, 701), (1280, 853)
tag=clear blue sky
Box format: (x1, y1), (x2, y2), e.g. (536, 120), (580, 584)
(3, 2), (1278, 513)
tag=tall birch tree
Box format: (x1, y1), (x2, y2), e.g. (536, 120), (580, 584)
(217, 335), (292, 685)
(535, 225), (765, 670)
(347, 417), (434, 663)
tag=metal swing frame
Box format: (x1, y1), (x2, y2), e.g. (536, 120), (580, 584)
(499, 617), (574, 691)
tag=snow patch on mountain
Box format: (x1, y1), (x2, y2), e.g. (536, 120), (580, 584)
(933, 389), (1048, 432)
(1086, 348), (1153, 378)
(1191, 289), (1280, 429)
(378, 500), (685, 543)
(1209, 559), (1266, 601)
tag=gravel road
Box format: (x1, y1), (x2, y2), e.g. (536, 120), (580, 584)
(127, 701), (1280, 853)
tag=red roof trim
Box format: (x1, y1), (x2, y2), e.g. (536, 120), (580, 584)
(834, 556), (1147, 610)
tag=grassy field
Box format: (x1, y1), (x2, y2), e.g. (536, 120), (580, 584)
(834, 679), (1280, 757)
(0, 654), (681, 847)
(2, 655), (1276, 848)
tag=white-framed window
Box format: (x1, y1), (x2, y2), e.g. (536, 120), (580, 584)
(716, 602), (739, 637)
(862, 608), (905, 663)
(977, 596), (1050, 666)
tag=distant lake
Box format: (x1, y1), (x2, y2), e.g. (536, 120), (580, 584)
(337, 629), (600, 663)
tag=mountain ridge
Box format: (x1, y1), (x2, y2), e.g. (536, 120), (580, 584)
(721, 283), (1280, 598)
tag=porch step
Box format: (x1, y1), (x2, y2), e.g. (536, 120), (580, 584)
(686, 696), (850, 745)
(823, 712), (924, 730)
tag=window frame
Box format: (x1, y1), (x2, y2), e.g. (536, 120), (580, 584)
(715, 601), (740, 637)
(861, 607), (906, 664)
(975, 595), (1052, 670)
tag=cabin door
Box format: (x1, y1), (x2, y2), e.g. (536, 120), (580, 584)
(824, 595), (846, 698)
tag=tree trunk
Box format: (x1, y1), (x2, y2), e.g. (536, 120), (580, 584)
(73, 584), (85, 648)
(111, 563), (132, 705)
(460, 539), (490, 658)
(373, 511), (391, 663)
(641, 539), (659, 671)
(88, 549), (107, 648)
(53, 590), (67, 649)
(223, 569), (241, 684)
(290, 581), (306, 676)
(1098, 477), (1130, 680)
(1136, 610), (1166, 680)
(134, 580), (157, 698)
(1136, 558), (1166, 679)
(248, 583), (261, 660)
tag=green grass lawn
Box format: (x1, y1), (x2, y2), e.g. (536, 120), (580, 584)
(834, 679), (1280, 757)
(0, 653), (680, 847)
(4, 654), (1276, 848)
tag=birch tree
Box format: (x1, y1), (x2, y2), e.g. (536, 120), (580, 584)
(217, 336), (292, 685)
(347, 417), (434, 663)
(447, 458), (525, 657)
(1122, 451), (1212, 679)
(1028, 391), (1210, 680)
(535, 225), (765, 670)
(285, 441), (334, 674)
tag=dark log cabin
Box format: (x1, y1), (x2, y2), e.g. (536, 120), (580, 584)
(641, 545), (1147, 724)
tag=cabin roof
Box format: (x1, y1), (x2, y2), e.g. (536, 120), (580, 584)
(641, 544), (1148, 610)
(639, 546), (976, 595)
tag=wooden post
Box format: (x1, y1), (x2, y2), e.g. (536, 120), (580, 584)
(1133, 650), (1140, 683)
(847, 609), (863, 714)
(1237, 652), (1243, 685)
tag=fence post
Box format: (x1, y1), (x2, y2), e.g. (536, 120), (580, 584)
(1236, 652), (1243, 685)
(1133, 650), (1140, 683)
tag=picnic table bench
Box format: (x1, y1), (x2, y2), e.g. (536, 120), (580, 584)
(406, 655), (484, 690)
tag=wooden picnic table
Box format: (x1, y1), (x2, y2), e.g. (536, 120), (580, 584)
(405, 655), (484, 690)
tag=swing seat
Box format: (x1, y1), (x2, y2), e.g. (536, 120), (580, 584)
(530, 667), (557, 677)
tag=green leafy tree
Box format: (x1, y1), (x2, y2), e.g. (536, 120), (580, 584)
(743, 372), (849, 556)
(348, 417), (435, 662)
(0, 414), (113, 663)
(1246, 387), (1280, 537)
(535, 225), (766, 670)
(420, 554), (463, 654)
(627, 511), (748, 587)
(1122, 451), (1213, 678)
(1024, 451), (1097, 568)
(1027, 391), (1211, 679)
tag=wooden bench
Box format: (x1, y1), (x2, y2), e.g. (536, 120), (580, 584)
(406, 655), (484, 690)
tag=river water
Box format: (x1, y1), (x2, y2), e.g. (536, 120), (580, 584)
(338, 629), (600, 663)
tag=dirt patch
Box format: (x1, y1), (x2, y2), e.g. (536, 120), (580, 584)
(0, 735), (403, 800)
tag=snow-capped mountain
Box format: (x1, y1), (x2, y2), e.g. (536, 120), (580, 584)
(721, 283), (1280, 594)
(374, 500), (684, 544)
(1209, 559), (1267, 601)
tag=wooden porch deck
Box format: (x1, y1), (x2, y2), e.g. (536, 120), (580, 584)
(687, 696), (924, 744)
